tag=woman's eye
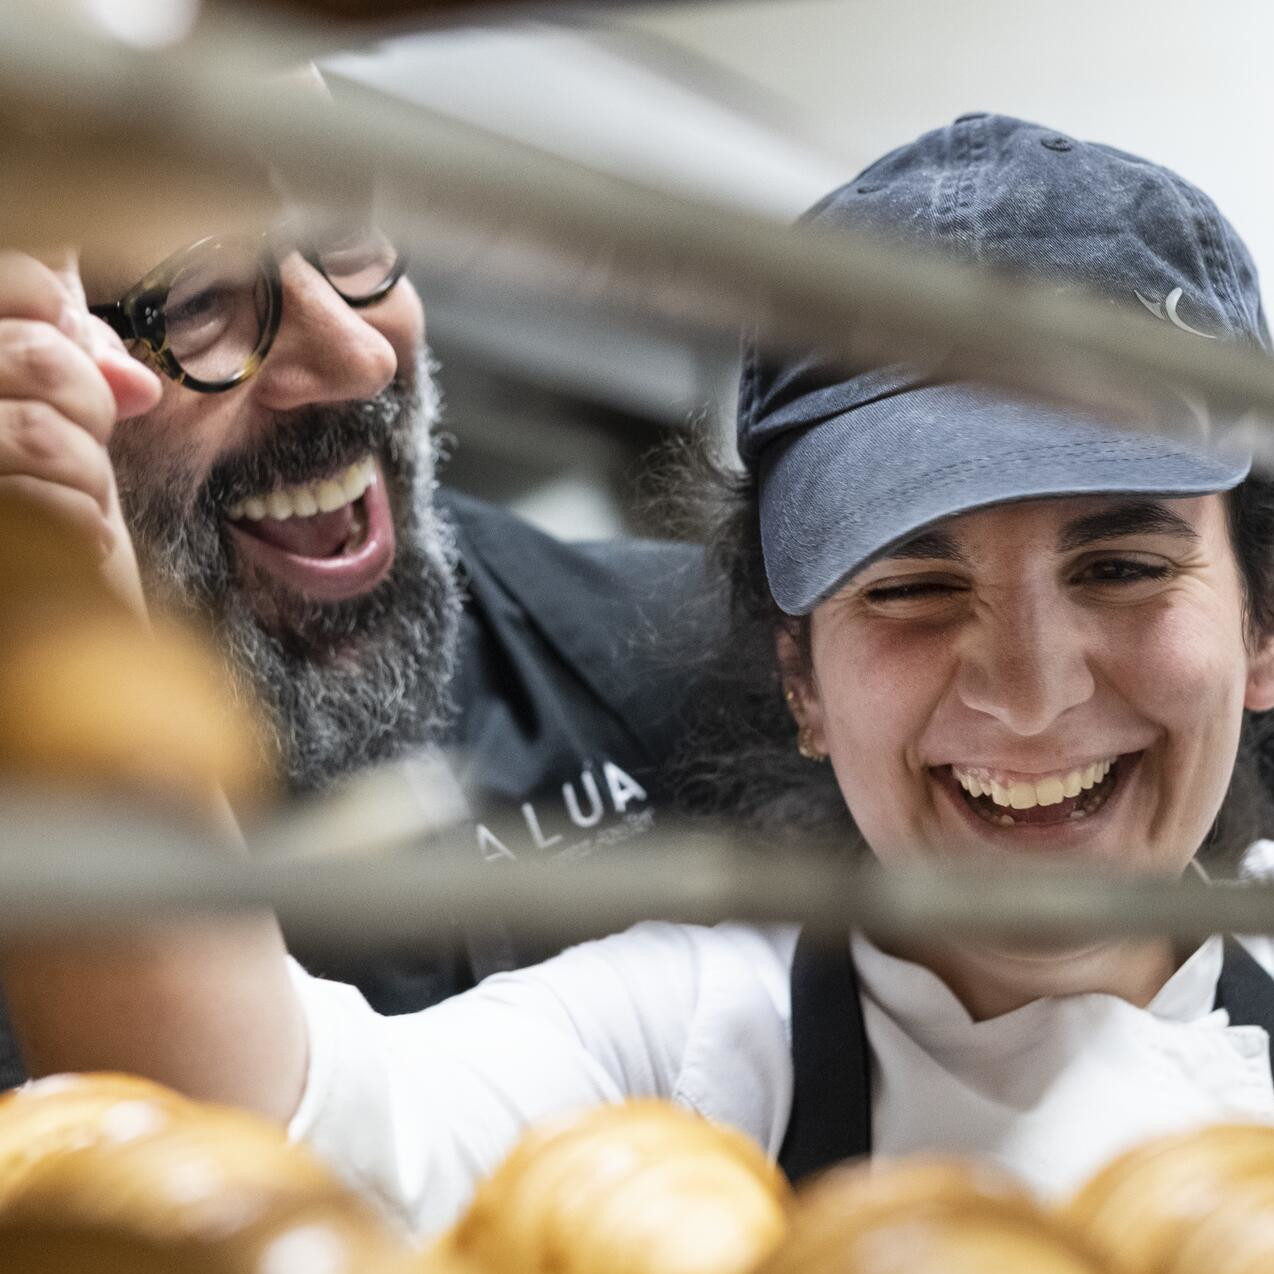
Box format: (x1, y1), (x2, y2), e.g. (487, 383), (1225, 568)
(862, 580), (962, 604)
(1078, 558), (1174, 586)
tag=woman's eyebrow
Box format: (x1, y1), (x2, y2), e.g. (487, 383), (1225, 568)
(879, 529), (967, 563)
(1057, 501), (1200, 551)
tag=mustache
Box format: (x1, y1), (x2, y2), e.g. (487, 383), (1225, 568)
(204, 379), (414, 511)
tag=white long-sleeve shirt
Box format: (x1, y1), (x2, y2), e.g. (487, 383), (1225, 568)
(288, 845), (1274, 1237)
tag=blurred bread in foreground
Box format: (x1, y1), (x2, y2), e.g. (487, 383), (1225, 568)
(1066, 1123), (1274, 1274)
(0, 494), (271, 811)
(0, 1205), (417, 1274)
(0, 1073), (412, 1271)
(755, 1157), (1108, 1274)
(1166, 1171), (1274, 1274)
(436, 1099), (790, 1274)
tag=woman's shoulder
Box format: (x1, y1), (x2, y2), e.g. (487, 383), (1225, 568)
(481, 921), (800, 1154)
(506, 921), (799, 1021)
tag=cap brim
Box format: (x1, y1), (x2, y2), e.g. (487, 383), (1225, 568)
(759, 382), (1250, 615)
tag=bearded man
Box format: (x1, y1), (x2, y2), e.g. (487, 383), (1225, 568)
(0, 204), (702, 1083)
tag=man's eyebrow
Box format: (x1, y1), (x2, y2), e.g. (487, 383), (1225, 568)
(1057, 501), (1200, 551)
(877, 528), (968, 563)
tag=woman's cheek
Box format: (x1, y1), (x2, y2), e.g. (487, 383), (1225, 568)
(814, 624), (948, 828)
(1110, 601), (1245, 728)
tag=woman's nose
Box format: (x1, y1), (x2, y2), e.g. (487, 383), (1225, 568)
(252, 255), (398, 411)
(954, 598), (1095, 737)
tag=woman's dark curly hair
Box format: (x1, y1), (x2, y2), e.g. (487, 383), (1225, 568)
(663, 430), (1274, 874)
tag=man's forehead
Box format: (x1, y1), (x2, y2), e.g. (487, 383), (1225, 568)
(81, 64), (332, 301)
(80, 207), (273, 302)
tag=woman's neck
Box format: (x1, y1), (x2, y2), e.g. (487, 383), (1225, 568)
(882, 936), (1183, 1022)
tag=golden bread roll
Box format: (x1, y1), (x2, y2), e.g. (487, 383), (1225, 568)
(0, 1073), (408, 1265)
(1167, 1172), (1274, 1274)
(755, 1157), (1108, 1274)
(0, 494), (271, 810)
(0, 1200), (419, 1274)
(0, 1072), (191, 1185)
(1065, 1123), (1274, 1274)
(437, 1099), (790, 1274)
(0, 492), (117, 630)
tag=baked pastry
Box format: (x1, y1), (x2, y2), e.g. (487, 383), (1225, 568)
(0, 1073), (410, 1268)
(754, 1156), (1108, 1274)
(0, 1200), (419, 1274)
(1065, 1123), (1274, 1274)
(0, 493), (271, 810)
(436, 1099), (790, 1274)
(1167, 1172), (1274, 1274)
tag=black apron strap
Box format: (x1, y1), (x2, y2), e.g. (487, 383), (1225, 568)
(778, 927), (872, 1184)
(1215, 937), (1274, 1076)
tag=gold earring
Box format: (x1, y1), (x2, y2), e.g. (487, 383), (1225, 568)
(798, 725), (827, 763)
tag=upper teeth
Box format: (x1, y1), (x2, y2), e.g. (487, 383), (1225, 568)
(951, 759), (1115, 810)
(227, 457), (375, 522)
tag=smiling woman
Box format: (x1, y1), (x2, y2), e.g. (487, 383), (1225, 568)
(790, 494), (1264, 862)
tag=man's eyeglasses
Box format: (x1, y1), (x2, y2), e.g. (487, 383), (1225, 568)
(89, 222), (407, 394)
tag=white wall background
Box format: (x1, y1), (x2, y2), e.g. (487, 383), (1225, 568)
(624, 0), (1274, 309)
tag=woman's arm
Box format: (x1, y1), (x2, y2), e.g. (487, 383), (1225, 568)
(0, 911), (308, 1123)
(2, 901), (793, 1237)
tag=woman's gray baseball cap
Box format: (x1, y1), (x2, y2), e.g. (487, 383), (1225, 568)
(740, 113), (1270, 616)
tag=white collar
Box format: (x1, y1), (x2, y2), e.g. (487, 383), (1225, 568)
(850, 931), (1225, 1040)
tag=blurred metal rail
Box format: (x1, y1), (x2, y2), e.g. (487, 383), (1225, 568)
(1, 3), (1273, 462)
(2, 794), (1273, 947)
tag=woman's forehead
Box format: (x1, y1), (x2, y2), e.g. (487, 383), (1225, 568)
(877, 494), (1216, 564)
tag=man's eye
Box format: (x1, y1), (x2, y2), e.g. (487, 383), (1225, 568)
(168, 287), (230, 327)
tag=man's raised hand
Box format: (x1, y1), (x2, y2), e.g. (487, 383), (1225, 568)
(0, 250), (162, 613)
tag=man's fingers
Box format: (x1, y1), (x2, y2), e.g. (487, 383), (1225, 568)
(0, 401), (116, 515)
(0, 320), (117, 444)
(0, 252), (81, 338)
(0, 475), (113, 556)
(1, 252), (164, 422)
(86, 315), (163, 420)
(44, 247), (87, 310)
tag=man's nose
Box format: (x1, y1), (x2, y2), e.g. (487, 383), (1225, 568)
(953, 596), (1095, 737)
(253, 255), (398, 410)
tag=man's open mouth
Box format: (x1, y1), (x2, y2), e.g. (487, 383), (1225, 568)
(224, 453), (396, 603)
(945, 755), (1136, 827)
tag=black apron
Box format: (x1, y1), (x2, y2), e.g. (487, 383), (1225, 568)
(777, 929), (1274, 1184)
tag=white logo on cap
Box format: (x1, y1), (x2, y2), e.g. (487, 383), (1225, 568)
(1134, 286), (1216, 339)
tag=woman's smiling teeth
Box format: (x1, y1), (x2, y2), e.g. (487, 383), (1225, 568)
(226, 456), (376, 522)
(952, 759), (1114, 809)
(945, 757), (1124, 827)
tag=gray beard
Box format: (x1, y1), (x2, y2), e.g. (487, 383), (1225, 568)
(111, 357), (462, 796)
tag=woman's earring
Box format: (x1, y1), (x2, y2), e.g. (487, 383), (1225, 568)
(797, 725), (827, 763)
(785, 686), (827, 762)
